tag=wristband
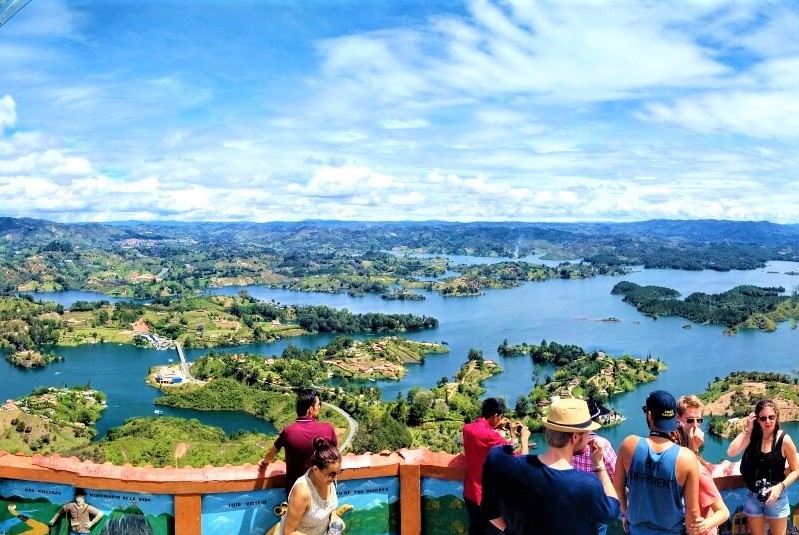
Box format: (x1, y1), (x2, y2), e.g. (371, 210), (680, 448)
(592, 465), (605, 472)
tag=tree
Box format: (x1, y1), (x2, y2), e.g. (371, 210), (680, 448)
(407, 389), (433, 425)
(467, 348), (484, 363)
(515, 395), (531, 416)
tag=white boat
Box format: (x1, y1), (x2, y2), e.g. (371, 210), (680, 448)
(153, 409), (164, 415)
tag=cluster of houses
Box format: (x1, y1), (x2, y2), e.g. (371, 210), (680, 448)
(135, 332), (173, 350)
(3, 388), (105, 427)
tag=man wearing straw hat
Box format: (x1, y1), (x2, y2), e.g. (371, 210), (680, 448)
(481, 397), (620, 535)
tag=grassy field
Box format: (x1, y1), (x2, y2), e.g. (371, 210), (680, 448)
(0, 410), (93, 455)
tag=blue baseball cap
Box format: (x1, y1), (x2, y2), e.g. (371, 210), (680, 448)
(646, 390), (677, 432)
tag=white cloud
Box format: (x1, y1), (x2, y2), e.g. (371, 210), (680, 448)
(2, 1), (799, 223)
(285, 165), (396, 199)
(0, 95), (16, 134)
(377, 119), (429, 130)
(643, 90), (799, 138)
(388, 191), (424, 205)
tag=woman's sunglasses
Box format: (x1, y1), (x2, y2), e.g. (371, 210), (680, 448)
(324, 469), (343, 479)
(758, 414), (777, 422)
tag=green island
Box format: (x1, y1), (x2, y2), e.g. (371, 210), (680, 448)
(611, 282), (799, 333)
(381, 289), (426, 301)
(405, 261), (631, 297)
(0, 386), (105, 455)
(499, 339), (666, 429)
(699, 371), (799, 438)
(0, 293), (438, 367)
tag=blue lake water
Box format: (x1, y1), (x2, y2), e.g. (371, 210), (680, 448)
(6, 260), (799, 461)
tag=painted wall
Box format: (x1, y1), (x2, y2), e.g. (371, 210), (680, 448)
(200, 477), (399, 535)
(0, 480), (174, 535)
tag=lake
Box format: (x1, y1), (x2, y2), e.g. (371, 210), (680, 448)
(7, 260), (799, 461)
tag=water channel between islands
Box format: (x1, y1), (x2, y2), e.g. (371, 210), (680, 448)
(4, 257), (799, 463)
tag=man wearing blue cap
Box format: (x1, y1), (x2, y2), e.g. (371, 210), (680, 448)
(614, 390), (701, 535)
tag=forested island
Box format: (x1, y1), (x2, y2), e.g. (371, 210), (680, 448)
(498, 339), (665, 428)
(611, 282), (799, 333)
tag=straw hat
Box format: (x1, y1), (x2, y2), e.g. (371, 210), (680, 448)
(542, 398), (601, 433)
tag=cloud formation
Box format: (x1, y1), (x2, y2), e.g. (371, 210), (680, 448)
(1, 1), (799, 222)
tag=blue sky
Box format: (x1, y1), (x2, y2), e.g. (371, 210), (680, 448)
(1, 0), (798, 223)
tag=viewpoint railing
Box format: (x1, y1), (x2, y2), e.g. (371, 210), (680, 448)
(0, 449), (760, 535)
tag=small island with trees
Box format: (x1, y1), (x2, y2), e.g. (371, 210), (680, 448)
(499, 339), (666, 429)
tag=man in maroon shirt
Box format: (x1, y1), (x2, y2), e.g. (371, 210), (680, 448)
(260, 389), (338, 493)
(462, 398), (529, 535)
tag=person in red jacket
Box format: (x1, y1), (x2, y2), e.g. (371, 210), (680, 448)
(462, 398), (529, 535)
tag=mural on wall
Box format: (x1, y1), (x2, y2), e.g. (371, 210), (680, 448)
(420, 478), (468, 535)
(202, 488), (286, 535)
(0, 480), (174, 535)
(335, 477), (399, 535)
(201, 477), (399, 535)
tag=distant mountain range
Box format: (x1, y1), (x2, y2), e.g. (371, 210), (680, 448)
(4, 217), (799, 250)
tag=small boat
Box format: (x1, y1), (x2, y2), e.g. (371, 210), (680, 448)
(153, 409), (164, 415)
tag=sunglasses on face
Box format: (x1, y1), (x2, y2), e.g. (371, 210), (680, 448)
(324, 469), (343, 479)
(759, 415), (777, 422)
(684, 418), (703, 424)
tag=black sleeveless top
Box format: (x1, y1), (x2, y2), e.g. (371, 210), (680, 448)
(741, 430), (786, 492)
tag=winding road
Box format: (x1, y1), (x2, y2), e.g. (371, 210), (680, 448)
(323, 401), (358, 452)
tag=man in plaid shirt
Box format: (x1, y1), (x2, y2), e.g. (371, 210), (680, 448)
(572, 398), (618, 535)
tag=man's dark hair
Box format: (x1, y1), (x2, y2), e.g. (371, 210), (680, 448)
(296, 388), (320, 416)
(481, 397), (507, 419)
(74, 488), (86, 497)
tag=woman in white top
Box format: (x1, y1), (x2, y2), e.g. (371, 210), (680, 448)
(280, 437), (344, 535)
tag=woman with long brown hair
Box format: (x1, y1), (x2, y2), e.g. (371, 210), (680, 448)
(727, 399), (799, 535)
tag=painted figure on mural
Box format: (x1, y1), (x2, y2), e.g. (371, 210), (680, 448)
(48, 488), (103, 534)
